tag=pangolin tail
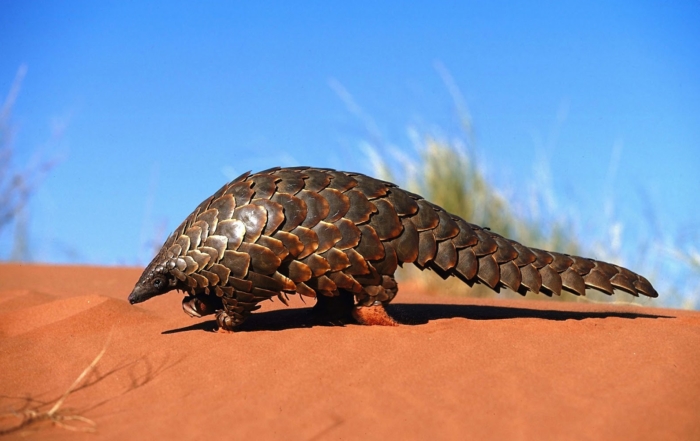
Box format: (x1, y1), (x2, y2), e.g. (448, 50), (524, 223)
(385, 192), (657, 298)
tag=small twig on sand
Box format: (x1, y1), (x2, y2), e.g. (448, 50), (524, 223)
(0, 335), (111, 435)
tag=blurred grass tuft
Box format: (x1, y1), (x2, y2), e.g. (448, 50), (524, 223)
(1, 66), (61, 261)
(367, 133), (698, 309)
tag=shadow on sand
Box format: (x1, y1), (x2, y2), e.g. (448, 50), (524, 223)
(162, 302), (672, 334)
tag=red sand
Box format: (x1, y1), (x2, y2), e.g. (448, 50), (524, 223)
(1, 263), (699, 440)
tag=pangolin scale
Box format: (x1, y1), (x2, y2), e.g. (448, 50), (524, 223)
(128, 166), (658, 330)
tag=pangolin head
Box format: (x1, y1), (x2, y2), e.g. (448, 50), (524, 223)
(128, 253), (178, 304)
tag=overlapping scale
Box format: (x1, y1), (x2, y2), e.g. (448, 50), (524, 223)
(433, 240), (457, 272)
(209, 194), (236, 222)
(312, 221), (342, 253)
(303, 169), (333, 192)
(355, 225), (385, 261)
(231, 205), (266, 243)
(298, 190), (330, 228)
(320, 188), (351, 222)
(252, 199), (285, 235)
(369, 199), (403, 240)
(224, 182), (254, 209)
(477, 254), (500, 289)
(434, 211), (460, 241)
(385, 189), (418, 216)
(499, 261), (522, 292)
(271, 193), (307, 232)
(215, 219), (245, 250)
(352, 174), (389, 199)
(412, 200), (440, 231)
(390, 218), (419, 263)
(539, 265), (562, 296)
(274, 169), (306, 195)
(249, 174), (279, 200)
(455, 247), (478, 281)
(325, 171), (357, 192)
(344, 190), (377, 224)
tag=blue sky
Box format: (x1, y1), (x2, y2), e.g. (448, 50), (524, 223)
(1, 1), (699, 279)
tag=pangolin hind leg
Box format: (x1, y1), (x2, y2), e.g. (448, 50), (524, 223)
(313, 289), (399, 326)
(352, 275), (400, 326)
(312, 274), (399, 326)
(352, 301), (398, 326)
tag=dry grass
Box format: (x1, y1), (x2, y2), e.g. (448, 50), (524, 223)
(1, 65), (61, 261)
(0, 339), (109, 436)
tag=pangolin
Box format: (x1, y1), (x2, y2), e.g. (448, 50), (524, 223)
(128, 166), (658, 330)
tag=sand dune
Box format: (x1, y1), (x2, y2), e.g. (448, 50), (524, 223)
(1, 264), (699, 440)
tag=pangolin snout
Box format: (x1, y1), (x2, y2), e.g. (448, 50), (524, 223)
(128, 286), (150, 304)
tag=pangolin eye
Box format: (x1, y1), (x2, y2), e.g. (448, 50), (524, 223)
(153, 278), (164, 289)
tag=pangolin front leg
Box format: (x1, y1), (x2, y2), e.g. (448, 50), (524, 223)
(128, 166), (659, 332)
(182, 294), (221, 318)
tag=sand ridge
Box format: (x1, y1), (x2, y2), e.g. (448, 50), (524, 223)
(1, 264), (699, 440)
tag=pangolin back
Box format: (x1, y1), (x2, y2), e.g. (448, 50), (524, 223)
(128, 167), (658, 330)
